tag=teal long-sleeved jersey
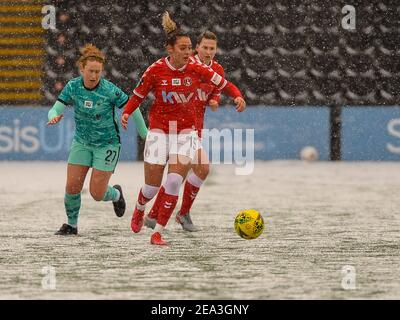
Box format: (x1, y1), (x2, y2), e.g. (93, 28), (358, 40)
(50, 76), (147, 147)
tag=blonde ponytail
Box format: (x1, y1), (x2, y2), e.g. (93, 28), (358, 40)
(162, 11), (178, 35)
(161, 11), (189, 47)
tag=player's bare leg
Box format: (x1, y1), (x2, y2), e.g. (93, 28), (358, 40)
(89, 169), (113, 201)
(89, 169), (126, 217)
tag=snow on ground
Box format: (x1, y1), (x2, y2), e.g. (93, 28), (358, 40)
(0, 160), (400, 299)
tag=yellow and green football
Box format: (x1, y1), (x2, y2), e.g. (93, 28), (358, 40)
(234, 209), (264, 240)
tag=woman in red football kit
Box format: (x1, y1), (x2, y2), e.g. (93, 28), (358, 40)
(121, 12), (245, 245)
(144, 31), (245, 232)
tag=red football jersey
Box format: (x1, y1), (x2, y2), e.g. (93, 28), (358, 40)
(191, 54), (225, 136)
(123, 57), (241, 133)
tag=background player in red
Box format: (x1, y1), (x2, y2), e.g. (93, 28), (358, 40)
(144, 31), (246, 232)
(121, 12), (245, 245)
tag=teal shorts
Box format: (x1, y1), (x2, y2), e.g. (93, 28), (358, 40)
(68, 139), (121, 172)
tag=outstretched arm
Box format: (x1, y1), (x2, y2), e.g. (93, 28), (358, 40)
(131, 108), (148, 139)
(190, 62), (246, 112)
(222, 82), (246, 112)
(115, 85), (148, 138)
(208, 85), (222, 111)
(121, 67), (154, 130)
(47, 100), (66, 125)
(121, 94), (145, 130)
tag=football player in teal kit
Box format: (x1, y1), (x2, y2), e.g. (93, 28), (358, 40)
(47, 44), (148, 235)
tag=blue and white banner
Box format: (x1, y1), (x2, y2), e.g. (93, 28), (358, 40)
(342, 106), (400, 160)
(0, 106), (331, 162)
(203, 106), (330, 161)
(4, 106), (399, 162)
(0, 107), (137, 161)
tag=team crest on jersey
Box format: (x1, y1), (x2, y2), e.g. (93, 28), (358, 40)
(172, 78), (181, 86)
(161, 79), (168, 86)
(184, 77), (192, 86)
(84, 100), (93, 108)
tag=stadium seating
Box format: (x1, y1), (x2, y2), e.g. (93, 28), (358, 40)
(0, 0), (45, 104)
(3, 1), (398, 106)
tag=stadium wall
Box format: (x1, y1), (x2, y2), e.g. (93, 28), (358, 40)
(203, 106), (330, 161)
(1, 106), (400, 161)
(342, 106), (400, 161)
(0, 107), (137, 161)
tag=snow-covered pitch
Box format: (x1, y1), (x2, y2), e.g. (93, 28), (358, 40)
(0, 161), (399, 299)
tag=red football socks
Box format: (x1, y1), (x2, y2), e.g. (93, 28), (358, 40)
(179, 181), (200, 216)
(148, 186), (165, 219)
(156, 192), (179, 227)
